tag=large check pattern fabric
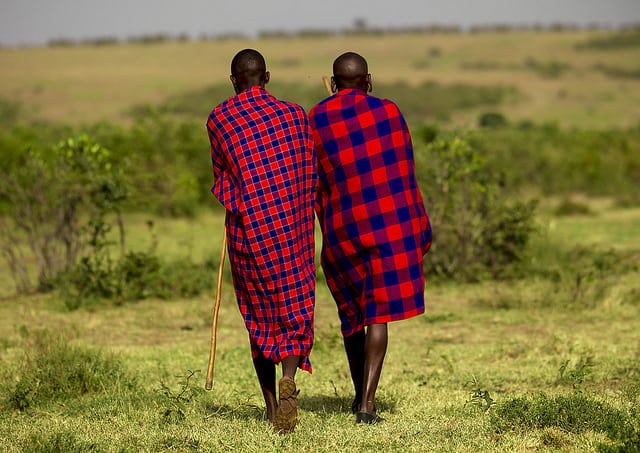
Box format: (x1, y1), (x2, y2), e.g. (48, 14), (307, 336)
(310, 88), (431, 337)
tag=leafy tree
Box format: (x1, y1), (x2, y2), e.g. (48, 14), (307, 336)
(0, 135), (128, 292)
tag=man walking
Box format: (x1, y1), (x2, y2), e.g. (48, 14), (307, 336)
(206, 49), (316, 433)
(309, 51), (431, 424)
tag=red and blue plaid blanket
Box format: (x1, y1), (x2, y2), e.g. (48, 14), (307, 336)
(207, 86), (316, 371)
(309, 88), (431, 337)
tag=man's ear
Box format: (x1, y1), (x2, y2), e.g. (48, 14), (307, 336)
(330, 76), (337, 93)
(264, 71), (270, 85)
(366, 74), (372, 93)
(230, 75), (238, 91)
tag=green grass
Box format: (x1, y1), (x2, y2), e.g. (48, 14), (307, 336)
(0, 202), (639, 452)
(0, 28), (639, 452)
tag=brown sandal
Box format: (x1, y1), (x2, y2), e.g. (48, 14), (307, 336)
(274, 376), (299, 434)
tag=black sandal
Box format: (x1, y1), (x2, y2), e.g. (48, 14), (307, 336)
(356, 411), (384, 424)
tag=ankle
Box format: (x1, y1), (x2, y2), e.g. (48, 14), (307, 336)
(362, 400), (376, 414)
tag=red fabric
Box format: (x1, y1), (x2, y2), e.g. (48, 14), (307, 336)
(207, 86), (316, 372)
(309, 88), (431, 337)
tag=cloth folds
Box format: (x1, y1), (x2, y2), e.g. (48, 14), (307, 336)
(207, 86), (316, 371)
(309, 88), (431, 337)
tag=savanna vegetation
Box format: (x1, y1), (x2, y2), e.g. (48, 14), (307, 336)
(0, 26), (639, 452)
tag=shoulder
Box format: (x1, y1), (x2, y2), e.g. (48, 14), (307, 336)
(209, 95), (235, 119)
(366, 96), (405, 123)
(279, 98), (307, 116)
(367, 95), (399, 111)
(309, 95), (340, 121)
(273, 100), (309, 127)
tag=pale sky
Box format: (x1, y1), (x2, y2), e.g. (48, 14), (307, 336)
(1, 0), (639, 47)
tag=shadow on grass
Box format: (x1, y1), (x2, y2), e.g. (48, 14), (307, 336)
(302, 394), (397, 417)
(204, 395), (397, 421)
(204, 401), (267, 422)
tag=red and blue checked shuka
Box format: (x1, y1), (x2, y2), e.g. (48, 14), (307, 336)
(206, 86), (317, 372)
(309, 88), (432, 338)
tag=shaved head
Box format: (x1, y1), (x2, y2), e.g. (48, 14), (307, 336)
(230, 48), (269, 94)
(332, 52), (371, 92)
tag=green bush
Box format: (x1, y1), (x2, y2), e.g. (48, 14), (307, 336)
(63, 246), (216, 308)
(468, 124), (640, 203)
(416, 135), (537, 280)
(470, 240), (637, 311)
(594, 63), (640, 80)
(0, 134), (128, 292)
(470, 244), (640, 311)
(553, 199), (593, 216)
(90, 115), (214, 216)
(478, 111), (508, 128)
(117, 251), (163, 300)
(0, 97), (22, 126)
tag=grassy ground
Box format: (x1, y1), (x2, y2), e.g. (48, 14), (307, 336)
(0, 202), (638, 452)
(0, 28), (638, 452)
(1, 29), (639, 128)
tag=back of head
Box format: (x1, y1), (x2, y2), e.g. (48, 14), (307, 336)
(230, 49), (268, 92)
(332, 52), (369, 91)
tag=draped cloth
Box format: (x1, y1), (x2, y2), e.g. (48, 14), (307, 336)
(309, 88), (431, 337)
(207, 86), (316, 372)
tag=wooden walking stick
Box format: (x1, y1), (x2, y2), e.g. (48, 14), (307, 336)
(205, 225), (227, 390)
(322, 75), (332, 96)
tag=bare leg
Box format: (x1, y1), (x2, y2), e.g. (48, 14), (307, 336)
(343, 329), (365, 412)
(281, 355), (301, 380)
(252, 354), (277, 423)
(360, 323), (388, 415)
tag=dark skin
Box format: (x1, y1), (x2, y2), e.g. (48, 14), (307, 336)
(230, 48), (271, 94)
(332, 52), (388, 419)
(330, 51), (372, 94)
(228, 48), (302, 423)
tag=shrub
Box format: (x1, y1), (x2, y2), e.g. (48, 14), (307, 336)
(0, 135), (128, 293)
(418, 123), (439, 144)
(94, 114), (214, 216)
(594, 63), (640, 80)
(380, 80), (519, 123)
(62, 241), (216, 309)
(553, 199), (593, 216)
(478, 111), (508, 128)
(468, 124), (640, 204)
(117, 251), (163, 301)
(526, 245), (640, 310)
(0, 97), (22, 125)
(415, 135), (537, 280)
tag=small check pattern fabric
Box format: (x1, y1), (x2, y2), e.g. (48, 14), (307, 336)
(309, 88), (432, 337)
(207, 86), (316, 372)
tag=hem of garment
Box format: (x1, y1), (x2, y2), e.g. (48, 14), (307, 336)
(340, 304), (425, 337)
